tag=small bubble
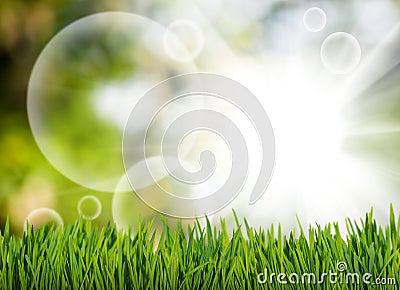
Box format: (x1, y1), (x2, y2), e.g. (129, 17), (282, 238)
(303, 7), (327, 32)
(24, 208), (63, 231)
(163, 19), (204, 62)
(77, 195), (102, 220)
(321, 32), (361, 74)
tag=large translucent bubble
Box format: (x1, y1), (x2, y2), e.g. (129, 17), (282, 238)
(320, 32), (362, 74)
(122, 73), (275, 218)
(27, 12), (197, 192)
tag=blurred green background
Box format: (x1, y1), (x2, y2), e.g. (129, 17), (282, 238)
(0, 0), (136, 233)
(2, 0), (400, 235)
(0, 0), (209, 234)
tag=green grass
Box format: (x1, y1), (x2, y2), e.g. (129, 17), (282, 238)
(0, 207), (399, 289)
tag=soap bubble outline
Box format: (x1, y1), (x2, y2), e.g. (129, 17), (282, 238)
(77, 195), (102, 220)
(122, 72), (276, 218)
(320, 31), (362, 74)
(163, 19), (204, 62)
(24, 207), (64, 232)
(303, 7), (327, 32)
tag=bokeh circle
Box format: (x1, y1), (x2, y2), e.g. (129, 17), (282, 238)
(320, 32), (361, 74)
(24, 208), (63, 231)
(27, 12), (197, 192)
(303, 7), (327, 32)
(77, 195), (102, 220)
(163, 19), (204, 62)
(123, 73), (275, 218)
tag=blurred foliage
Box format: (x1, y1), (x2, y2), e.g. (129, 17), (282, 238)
(0, 0), (130, 233)
(0, 0), (197, 234)
(1, 0), (400, 235)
